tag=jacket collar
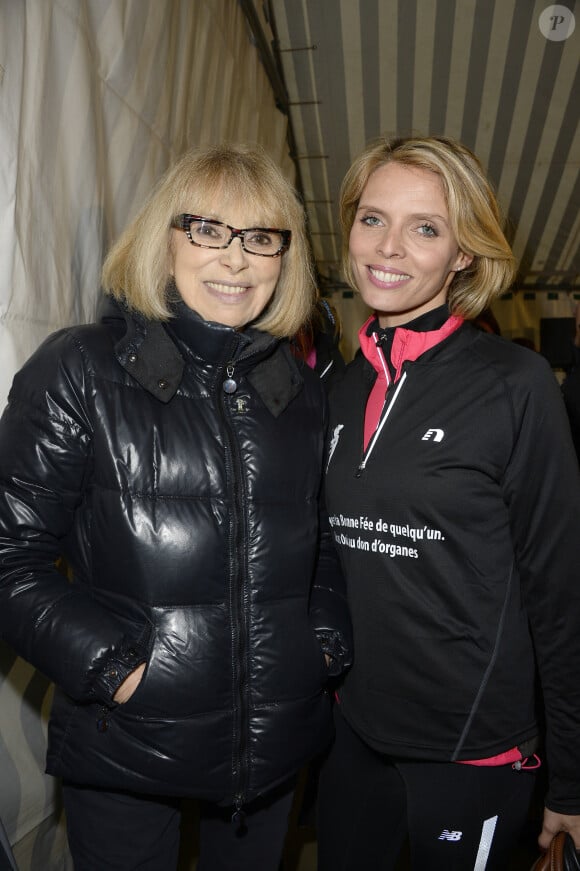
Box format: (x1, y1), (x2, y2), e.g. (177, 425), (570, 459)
(359, 306), (464, 380)
(101, 296), (303, 415)
(166, 300), (274, 367)
(100, 298), (184, 403)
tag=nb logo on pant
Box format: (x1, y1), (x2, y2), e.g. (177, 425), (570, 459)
(438, 829), (463, 841)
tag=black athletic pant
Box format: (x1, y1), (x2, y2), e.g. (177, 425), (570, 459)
(63, 778), (295, 871)
(317, 706), (536, 871)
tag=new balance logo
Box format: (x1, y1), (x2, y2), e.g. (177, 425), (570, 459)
(422, 428), (444, 442)
(438, 829), (463, 842)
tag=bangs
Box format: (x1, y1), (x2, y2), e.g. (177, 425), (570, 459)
(172, 165), (289, 230)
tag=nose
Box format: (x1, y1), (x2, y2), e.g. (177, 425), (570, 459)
(220, 236), (248, 270)
(377, 225), (405, 258)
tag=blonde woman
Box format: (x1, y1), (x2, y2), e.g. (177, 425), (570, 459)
(319, 135), (580, 870)
(0, 144), (351, 871)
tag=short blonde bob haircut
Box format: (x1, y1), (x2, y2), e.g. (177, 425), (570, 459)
(102, 143), (316, 337)
(339, 135), (516, 318)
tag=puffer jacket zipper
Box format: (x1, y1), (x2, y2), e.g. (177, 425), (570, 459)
(218, 356), (252, 822)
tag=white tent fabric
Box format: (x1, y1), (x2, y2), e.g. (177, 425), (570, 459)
(0, 1), (291, 867)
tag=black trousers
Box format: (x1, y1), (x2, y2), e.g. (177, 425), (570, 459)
(62, 778), (295, 871)
(317, 706), (536, 871)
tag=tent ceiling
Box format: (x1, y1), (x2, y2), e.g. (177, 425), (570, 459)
(266, 0), (579, 295)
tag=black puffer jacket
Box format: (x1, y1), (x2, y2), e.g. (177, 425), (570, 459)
(0, 299), (351, 806)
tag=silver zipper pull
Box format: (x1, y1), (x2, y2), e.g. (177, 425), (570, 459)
(223, 362), (237, 394)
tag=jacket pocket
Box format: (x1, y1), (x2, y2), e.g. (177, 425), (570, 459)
(113, 604), (232, 719)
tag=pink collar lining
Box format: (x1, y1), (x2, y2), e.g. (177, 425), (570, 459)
(359, 313), (464, 382)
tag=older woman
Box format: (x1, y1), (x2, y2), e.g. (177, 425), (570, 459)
(0, 144), (351, 871)
(318, 135), (580, 870)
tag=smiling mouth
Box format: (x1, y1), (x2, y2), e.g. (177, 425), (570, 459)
(369, 268), (411, 283)
(206, 281), (250, 296)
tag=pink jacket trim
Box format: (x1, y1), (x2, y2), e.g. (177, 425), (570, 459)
(360, 314), (464, 449)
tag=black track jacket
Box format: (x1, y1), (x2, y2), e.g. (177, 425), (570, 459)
(325, 320), (580, 813)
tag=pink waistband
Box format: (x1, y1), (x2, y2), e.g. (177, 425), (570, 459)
(459, 748), (541, 769)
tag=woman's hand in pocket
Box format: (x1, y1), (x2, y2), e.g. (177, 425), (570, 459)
(113, 662), (146, 704)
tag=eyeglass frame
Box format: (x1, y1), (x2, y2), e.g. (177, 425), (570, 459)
(172, 214), (292, 257)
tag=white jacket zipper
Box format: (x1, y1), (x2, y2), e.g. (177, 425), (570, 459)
(355, 371), (407, 477)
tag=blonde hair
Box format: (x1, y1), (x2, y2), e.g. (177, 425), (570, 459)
(339, 135), (516, 318)
(102, 144), (316, 337)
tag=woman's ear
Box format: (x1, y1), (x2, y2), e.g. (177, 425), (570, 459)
(454, 250), (474, 271)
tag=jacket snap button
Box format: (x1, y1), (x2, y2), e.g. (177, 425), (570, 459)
(106, 668), (118, 679)
(158, 379), (168, 390)
(128, 353), (137, 363)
